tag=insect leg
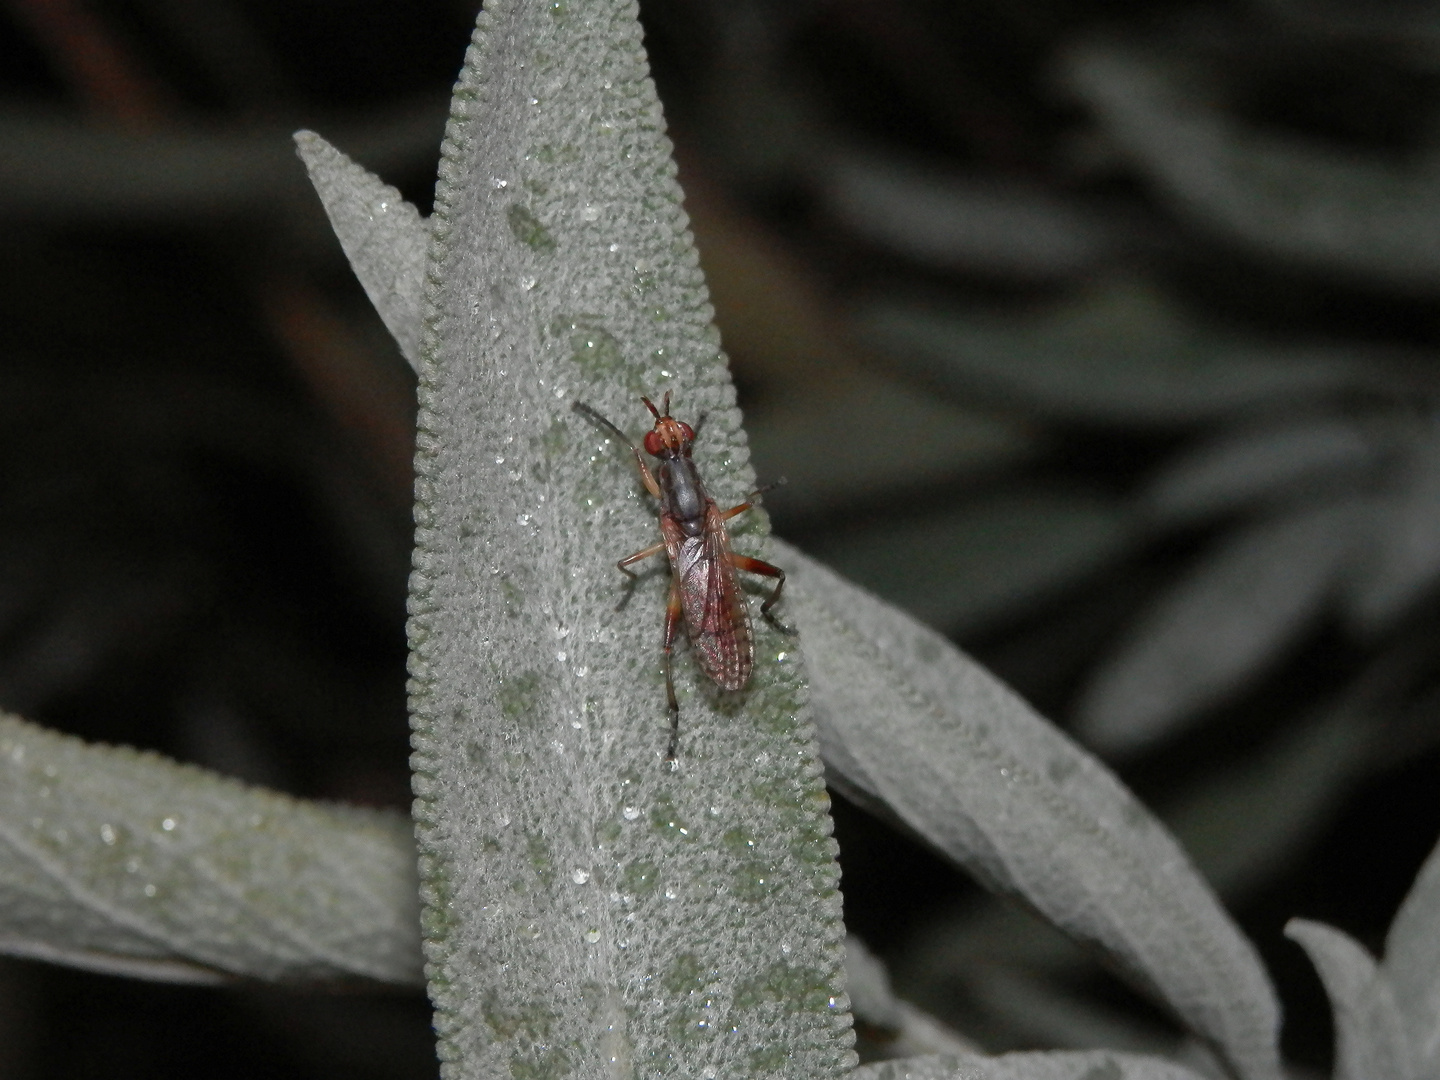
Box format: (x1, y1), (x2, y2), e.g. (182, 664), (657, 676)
(662, 576), (684, 762)
(613, 541), (665, 612)
(729, 554), (792, 633)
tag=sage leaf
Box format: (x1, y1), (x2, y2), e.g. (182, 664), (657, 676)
(295, 130), (430, 368)
(851, 1050), (1207, 1080)
(1383, 835), (1440, 1080)
(1142, 418), (1381, 526)
(1285, 920), (1414, 1080)
(1077, 501), (1364, 754)
(858, 281), (1366, 428)
(1342, 432), (1440, 632)
(0, 712), (421, 986)
(801, 490), (1129, 635)
(406, 3), (850, 1078)
(1063, 41), (1440, 290)
(821, 151), (1114, 279)
(1161, 700), (1370, 898)
(778, 541), (1281, 1080)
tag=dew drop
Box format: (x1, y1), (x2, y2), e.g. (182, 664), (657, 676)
(99, 823), (116, 845)
(520, 276), (537, 291)
(571, 868), (590, 885)
(143, 884), (157, 897)
(161, 817), (176, 832)
(622, 806), (641, 821)
(584, 928), (601, 943)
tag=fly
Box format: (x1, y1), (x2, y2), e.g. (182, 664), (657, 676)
(572, 393), (787, 762)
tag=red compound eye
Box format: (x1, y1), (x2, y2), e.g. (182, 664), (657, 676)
(643, 430), (664, 455)
(678, 422), (695, 441)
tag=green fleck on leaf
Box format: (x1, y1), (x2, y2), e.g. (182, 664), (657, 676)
(507, 203), (557, 253)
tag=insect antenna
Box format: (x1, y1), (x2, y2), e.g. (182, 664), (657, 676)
(571, 400), (637, 451)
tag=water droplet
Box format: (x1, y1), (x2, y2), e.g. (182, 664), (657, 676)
(571, 868), (590, 884)
(520, 276), (537, 291)
(581, 205), (600, 222)
(584, 928), (601, 943)
(495, 455), (506, 465)
(161, 817), (176, 832)
(608, 243), (619, 252)
(659, 369), (672, 378)
(663, 888), (676, 900)
(571, 718), (582, 729)
(556, 651), (567, 663)
(575, 666), (588, 678)
(491, 177), (508, 189)
(99, 823), (116, 845)
(516, 514), (531, 526)
(143, 883), (157, 897)
(780, 942), (791, 955)
(622, 806), (640, 821)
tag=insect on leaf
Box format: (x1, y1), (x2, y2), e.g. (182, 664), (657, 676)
(403, 2), (851, 1078)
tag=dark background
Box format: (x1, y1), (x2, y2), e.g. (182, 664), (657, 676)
(2, 0), (1438, 1075)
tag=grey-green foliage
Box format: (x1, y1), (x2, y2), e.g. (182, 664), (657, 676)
(299, 120), (1289, 1079)
(1061, 40), (1440, 290)
(404, 2), (849, 1078)
(780, 543), (1280, 1080)
(1075, 501), (1364, 754)
(296, 73), (1308, 1080)
(1383, 837), (1440, 1080)
(0, 712), (421, 986)
(852, 1051), (1206, 1080)
(858, 281), (1370, 428)
(1285, 921), (1413, 1080)
(296, 131), (429, 366)
(1279, 832), (1440, 1080)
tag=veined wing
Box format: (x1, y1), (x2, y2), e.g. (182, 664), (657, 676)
(662, 504), (753, 690)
